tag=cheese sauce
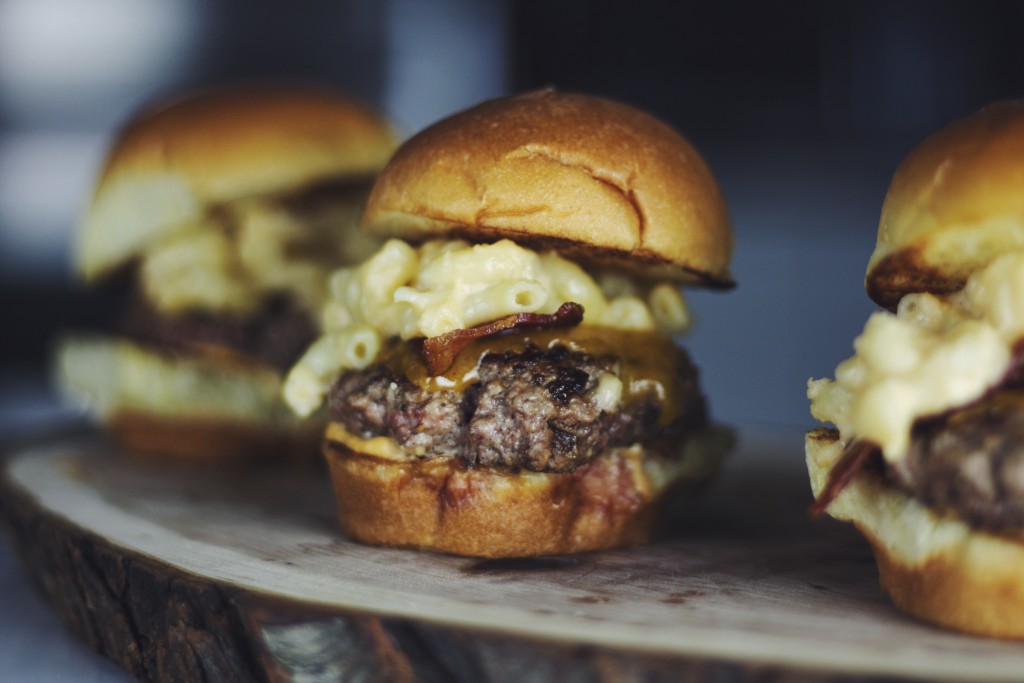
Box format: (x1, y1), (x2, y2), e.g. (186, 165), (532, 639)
(282, 235), (700, 418)
(810, 250), (1024, 462)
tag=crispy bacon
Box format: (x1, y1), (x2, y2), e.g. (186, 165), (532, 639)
(1002, 338), (1024, 387)
(809, 439), (879, 517)
(421, 302), (585, 376)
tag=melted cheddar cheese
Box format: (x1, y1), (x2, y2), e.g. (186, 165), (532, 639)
(379, 326), (690, 425)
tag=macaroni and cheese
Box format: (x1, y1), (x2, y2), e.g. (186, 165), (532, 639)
(810, 250), (1024, 462)
(140, 196), (367, 316)
(285, 238), (691, 417)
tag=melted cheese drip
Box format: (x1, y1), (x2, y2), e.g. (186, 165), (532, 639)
(379, 326), (688, 425)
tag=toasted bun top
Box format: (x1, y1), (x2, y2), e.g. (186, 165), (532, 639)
(362, 89), (733, 287)
(79, 84), (397, 281)
(866, 100), (1024, 309)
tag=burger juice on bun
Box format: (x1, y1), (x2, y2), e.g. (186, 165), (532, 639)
(284, 89), (735, 558)
(57, 84), (397, 460)
(808, 101), (1024, 637)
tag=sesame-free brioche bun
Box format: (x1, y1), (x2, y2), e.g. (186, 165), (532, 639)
(325, 422), (731, 558)
(109, 411), (320, 462)
(79, 84), (397, 282)
(807, 427), (1024, 638)
(866, 100), (1024, 310)
(362, 89), (733, 287)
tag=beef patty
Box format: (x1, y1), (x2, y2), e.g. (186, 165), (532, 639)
(120, 296), (316, 371)
(888, 391), (1024, 533)
(327, 343), (707, 473)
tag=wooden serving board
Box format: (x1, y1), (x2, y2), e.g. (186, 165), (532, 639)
(3, 425), (1024, 683)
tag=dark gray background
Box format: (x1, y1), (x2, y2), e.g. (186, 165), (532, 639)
(2, 0), (1023, 431)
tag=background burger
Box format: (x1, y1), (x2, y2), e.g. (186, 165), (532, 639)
(808, 100), (1024, 638)
(57, 84), (397, 460)
(284, 89), (735, 558)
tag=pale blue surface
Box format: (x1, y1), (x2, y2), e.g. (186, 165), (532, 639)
(0, 539), (133, 683)
(0, 374), (132, 682)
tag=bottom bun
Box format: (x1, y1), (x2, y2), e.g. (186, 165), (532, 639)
(56, 334), (319, 460)
(807, 427), (1024, 639)
(325, 423), (732, 558)
(108, 410), (321, 462)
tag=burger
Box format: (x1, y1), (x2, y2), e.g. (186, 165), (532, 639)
(57, 84), (397, 460)
(807, 100), (1024, 637)
(284, 89), (735, 558)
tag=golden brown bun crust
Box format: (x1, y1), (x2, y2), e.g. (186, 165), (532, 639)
(80, 84), (397, 280)
(100, 84), (396, 200)
(109, 410), (321, 462)
(363, 89), (733, 287)
(867, 100), (1024, 309)
(806, 427), (1024, 638)
(324, 440), (662, 558)
(870, 530), (1024, 639)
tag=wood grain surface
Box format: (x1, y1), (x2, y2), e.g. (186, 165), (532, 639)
(3, 425), (1024, 683)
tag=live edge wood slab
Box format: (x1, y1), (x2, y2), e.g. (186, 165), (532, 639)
(4, 426), (1024, 683)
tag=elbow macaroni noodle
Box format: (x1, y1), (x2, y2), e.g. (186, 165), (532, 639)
(285, 238), (691, 417)
(141, 226), (251, 313)
(810, 250), (1024, 462)
(139, 194), (368, 316)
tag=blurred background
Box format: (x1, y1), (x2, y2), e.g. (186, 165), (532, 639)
(1, 0), (1024, 435)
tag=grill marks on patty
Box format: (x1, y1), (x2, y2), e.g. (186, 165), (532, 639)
(327, 344), (707, 473)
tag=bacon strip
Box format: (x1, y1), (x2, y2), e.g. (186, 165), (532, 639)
(809, 440), (879, 517)
(1002, 338), (1024, 388)
(421, 302), (584, 376)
